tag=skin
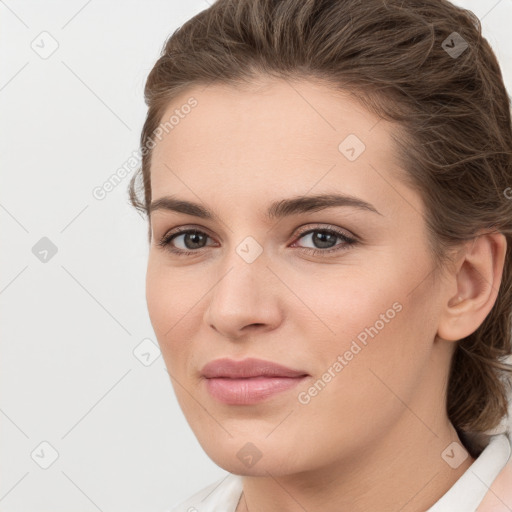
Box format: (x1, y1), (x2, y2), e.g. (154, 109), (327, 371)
(145, 77), (507, 512)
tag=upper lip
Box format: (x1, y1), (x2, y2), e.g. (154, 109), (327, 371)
(201, 357), (309, 379)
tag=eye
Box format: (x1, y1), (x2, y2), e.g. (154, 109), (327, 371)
(157, 224), (358, 257)
(157, 227), (215, 256)
(290, 225), (357, 256)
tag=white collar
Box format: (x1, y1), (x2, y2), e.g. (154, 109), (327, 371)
(426, 432), (511, 511)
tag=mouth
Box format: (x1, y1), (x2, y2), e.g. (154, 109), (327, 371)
(204, 375), (309, 405)
(200, 357), (309, 405)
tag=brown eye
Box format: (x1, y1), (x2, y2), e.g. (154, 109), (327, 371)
(158, 228), (214, 255)
(291, 225), (357, 256)
(157, 224), (358, 257)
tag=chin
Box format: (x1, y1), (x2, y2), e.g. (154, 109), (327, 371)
(213, 454), (299, 477)
(196, 433), (310, 477)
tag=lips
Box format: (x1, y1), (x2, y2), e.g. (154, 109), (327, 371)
(200, 357), (308, 379)
(201, 357), (309, 405)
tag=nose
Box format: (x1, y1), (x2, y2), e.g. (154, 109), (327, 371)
(203, 251), (283, 339)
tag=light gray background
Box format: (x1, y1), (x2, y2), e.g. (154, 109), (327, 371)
(1, 1), (511, 511)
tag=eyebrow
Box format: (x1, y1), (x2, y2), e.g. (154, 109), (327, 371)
(149, 193), (382, 220)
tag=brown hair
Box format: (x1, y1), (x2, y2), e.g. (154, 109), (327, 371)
(129, 0), (512, 443)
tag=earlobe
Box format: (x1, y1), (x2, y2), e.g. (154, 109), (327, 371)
(436, 232), (507, 343)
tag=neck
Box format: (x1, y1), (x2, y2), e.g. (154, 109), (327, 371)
(235, 413), (475, 512)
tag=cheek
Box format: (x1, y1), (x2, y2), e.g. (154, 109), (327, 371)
(288, 295), (430, 465)
(145, 261), (170, 338)
(145, 259), (202, 366)
(290, 262), (432, 409)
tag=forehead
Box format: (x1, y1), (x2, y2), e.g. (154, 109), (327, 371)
(149, 78), (419, 218)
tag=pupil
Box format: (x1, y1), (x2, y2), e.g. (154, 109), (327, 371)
(314, 231), (335, 248)
(186, 232), (205, 249)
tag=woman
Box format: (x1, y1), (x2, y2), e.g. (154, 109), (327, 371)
(128, 0), (512, 510)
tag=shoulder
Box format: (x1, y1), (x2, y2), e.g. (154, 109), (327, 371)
(164, 473), (243, 512)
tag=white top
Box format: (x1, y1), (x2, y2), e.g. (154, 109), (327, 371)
(166, 431), (512, 512)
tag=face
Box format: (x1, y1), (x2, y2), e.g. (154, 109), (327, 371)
(146, 77), (453, 476)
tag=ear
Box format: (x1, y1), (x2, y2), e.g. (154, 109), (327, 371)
(436, 231), (507, 342)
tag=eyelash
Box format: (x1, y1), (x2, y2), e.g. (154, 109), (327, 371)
(157, 224), (358, 257)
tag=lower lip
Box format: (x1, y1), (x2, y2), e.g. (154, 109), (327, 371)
(204, 376), (308, 405)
